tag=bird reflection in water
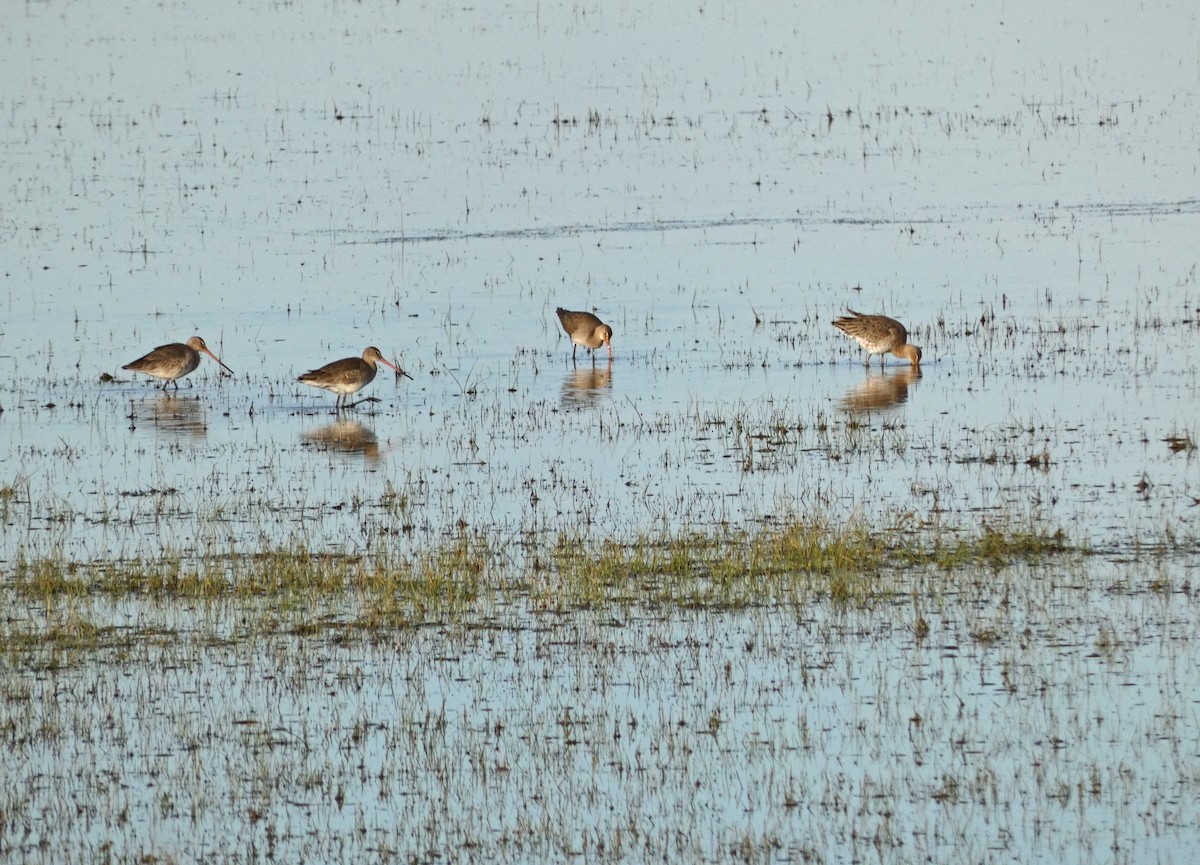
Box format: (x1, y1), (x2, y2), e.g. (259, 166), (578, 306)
(300, 419), (382, 463)
(838, 368), (922, 413)
(131, 395), (208, 440)
(560, 361), (613, 408)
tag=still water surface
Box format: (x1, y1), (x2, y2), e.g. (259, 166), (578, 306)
(2, 0), (1199, 861)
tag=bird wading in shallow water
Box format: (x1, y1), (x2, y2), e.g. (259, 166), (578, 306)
(555, 307), (613, 364)
(298, 346), (411, 410)
(122, 336), (234, 388)
(831, 309), (922, 368)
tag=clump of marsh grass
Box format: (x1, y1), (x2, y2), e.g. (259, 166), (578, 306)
(0, 472), (29, 523)
(924, 522), (1073, 571)
(5, 516), (1083, 650)
(541, 517), (908, 609)
(357, 531), (489, 627)
(13, 547), (361, 601)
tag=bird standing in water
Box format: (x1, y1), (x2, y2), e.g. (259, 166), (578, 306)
(832, 310), (922, 368)
(555, 307), (613, 364)
(122, 336), (234, 388)
(298, 346), (411, 410)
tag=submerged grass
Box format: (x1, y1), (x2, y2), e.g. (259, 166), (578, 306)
(540, 517), (1079, 609)
(4, 517), (1084, 648)
(541, 519), (896, 608)
(12, 547), (358, 600)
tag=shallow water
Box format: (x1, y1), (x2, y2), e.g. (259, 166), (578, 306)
(3, 0), (1200, 861)
(5, 559), (1199, 864)
(3, 1), (1200, 562)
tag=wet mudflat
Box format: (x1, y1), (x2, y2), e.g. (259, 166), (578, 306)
(2, 0), (1200, 862)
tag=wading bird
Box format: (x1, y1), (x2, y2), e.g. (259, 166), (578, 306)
(832, 310), (921, 368)
(122, 336), (233, 388)
(298, 346), (411, 410)
(555, 307), (613, 364)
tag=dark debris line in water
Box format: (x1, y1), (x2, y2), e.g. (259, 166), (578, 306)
(359, 213), (911, 245)
(353, 197), (1200, 246)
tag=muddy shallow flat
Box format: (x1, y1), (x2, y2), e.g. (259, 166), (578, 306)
(2, 0), (1200, 861)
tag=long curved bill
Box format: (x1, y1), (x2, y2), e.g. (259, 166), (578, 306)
(377, 355), (413, 381)
(199, 346), (234, 375)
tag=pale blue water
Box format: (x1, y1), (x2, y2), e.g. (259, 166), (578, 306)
(2, 0), (1200, 862)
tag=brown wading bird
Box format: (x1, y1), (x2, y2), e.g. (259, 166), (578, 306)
(298, 346), (411, 410)
(122, 336), (234, 388)
(555, 307), (613, 363)
(832, 309), (922, 368)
